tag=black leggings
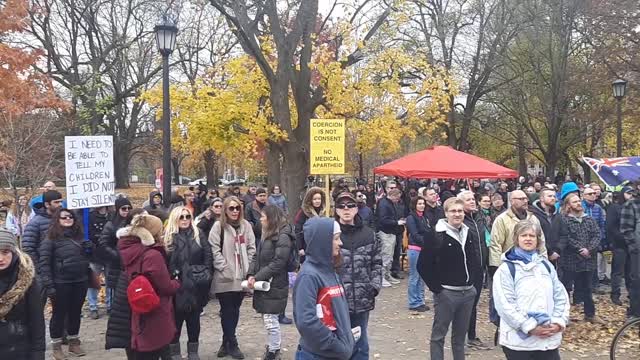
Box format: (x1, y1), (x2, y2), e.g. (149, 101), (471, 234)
(174, 309), (201, 343)
(126, 345), (170, 360)
(217, 291), (244, 340)
(50, 282), (87, 339)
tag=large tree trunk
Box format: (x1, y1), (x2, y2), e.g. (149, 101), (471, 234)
(545, 151), (559, 178)
(358, 153), (364, 179)
(517, 127), (527, 175)
(114, 141), (130, 188)
(266, 143), (282, 190)
(203, 150), (218, 189)
(282, 141), (308, 216)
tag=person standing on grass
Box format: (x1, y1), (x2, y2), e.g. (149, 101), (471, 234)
(406, 196), (434, 312)
(493, 221), (569, 360)
(39, 209), (92, 359)
(334, 192), (382, 359)
(247, 205), (293, 360)
(418, 197), (479, 360)
(557, 193), (604, 324)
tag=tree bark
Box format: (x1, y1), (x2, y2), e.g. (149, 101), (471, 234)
(171, 157), (181, 185)
(203, 150), (218, 189)
(266, 143), (282, 190)
(282, 141), (308, 215)
(114, 141), (130, 188)
(358, 153), (364, 179)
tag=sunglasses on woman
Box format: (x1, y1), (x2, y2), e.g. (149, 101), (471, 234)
(60, 215), (74, 220)
(120, 206), (132, 211)
(179, 214), (192, 220)
(213, 205), (223, 209)
(228, 205), (242, 212)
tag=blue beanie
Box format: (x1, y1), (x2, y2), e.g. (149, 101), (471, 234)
(560, 182), (579, 200)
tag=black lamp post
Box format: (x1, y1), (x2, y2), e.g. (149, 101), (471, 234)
(612, 79), (627, 157)
(154, 15), (178, 207)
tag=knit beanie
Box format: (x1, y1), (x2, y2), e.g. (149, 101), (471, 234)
(0, 228), (17, 251)
(255, 187), (267, 196)
(115, 196), (132, 210)
(43, 190), (63, 204)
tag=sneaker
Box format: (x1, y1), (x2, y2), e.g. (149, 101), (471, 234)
(585, 315), (606, 325)
(382, 279), (392, 288)
(391, 272), (405, 280)
(200, 309), (206, 317)
(387, 276), (400, 285)
(68, 338), (87, 356)
(90, 310), (99, 320)
(600, 276), (611, 285)
(467, 338), (490, 350)
(409, 305), (430, 312)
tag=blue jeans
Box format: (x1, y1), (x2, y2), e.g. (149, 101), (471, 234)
(349, 311), (369, 360)
(407, 249), (425, 309)
(87, 287), (112, 311)
(295, 347), (322, 359)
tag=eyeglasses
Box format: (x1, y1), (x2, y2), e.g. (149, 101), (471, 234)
(336, 203), (357, 209)
(179, 214), (192, 220)
(120, 206), (132, 211)
(228, 205), (242, 212)
(60, 215), (74, 220)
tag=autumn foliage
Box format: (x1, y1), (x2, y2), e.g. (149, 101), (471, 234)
(0, 0), (64, 118)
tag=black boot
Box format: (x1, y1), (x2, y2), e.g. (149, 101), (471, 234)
(263, 346), (281, 360)
(217, 338), (228, 358)
(187, 342), (200, 360)
(278, 313), (292, 325)
(612, 296), (623, 306)
(226, 337), (245, 359)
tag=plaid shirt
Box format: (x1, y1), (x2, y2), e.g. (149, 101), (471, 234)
(558, 214), (600, 272)
(620, 198), (640, 251)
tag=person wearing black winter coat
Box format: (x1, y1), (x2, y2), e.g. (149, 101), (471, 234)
(0, 230), (45, 360)
(87, 206), (110, 318)
(335, 191), (383, 360)
(247, 206), (293, 360)
(22, 190), (64, 267)
(406, 197), (434, 312)
(166, 206), (213, 360)
(608, 191), (633, 305)
(38, 209), (91, 359)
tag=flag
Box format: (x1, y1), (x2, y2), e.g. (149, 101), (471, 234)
(582, 156), (640, 187)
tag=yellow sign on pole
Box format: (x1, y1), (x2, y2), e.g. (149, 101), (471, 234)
(310, 119), (345, 174)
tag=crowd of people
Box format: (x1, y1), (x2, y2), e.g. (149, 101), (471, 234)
(0, 174), (639, 360)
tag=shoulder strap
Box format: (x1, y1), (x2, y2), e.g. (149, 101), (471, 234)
(219, 223), (225, 248)
(541, 260), (552, 274)
(507, 261), (516, 280)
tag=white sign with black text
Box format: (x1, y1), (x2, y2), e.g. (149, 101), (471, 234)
(65, 136), (115, 209)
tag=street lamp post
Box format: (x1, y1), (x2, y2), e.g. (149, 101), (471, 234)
(612, 79), (627, 157)
(154, 16), (178, 207)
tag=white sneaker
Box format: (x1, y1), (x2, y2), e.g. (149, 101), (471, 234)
(382, 279), (392, 288)
(388, 277), (401, 285)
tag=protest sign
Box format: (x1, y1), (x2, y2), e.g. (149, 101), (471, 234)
(65, 136), (115, 209)
(310, 119), (345, 174)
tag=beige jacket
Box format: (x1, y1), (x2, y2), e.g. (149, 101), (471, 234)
(208, 219), (256, 293)
(489, 209), (548, 267)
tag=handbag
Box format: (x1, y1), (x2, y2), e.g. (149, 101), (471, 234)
(190, 264), (212, 288)
(88, 267), (101, 290)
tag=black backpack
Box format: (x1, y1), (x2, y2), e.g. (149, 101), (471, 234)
(285, 232), (299, 272)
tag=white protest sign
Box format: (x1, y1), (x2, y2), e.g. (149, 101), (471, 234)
(65, 136), (116, 209)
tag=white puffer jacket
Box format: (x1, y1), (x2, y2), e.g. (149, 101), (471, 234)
(493, 250), (570, 352)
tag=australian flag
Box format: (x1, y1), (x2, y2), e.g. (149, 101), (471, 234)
(583, 156), (640, 186)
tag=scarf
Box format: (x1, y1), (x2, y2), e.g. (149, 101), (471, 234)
(513, 247), (536, 264)
(230, 224), (250, 280)
(416, 210), (424, 217)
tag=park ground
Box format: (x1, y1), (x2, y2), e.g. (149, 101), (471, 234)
(44, 274), (629, 360)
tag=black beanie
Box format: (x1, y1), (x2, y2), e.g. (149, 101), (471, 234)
(255, 187), (267, 196)
(115, 197), (132, 210)
(43, 190), (62, 204)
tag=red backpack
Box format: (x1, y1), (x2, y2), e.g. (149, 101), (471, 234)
(127, 249), (160, 314)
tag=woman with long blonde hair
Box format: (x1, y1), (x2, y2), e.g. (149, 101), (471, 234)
(5, 194), (31, 238)
(165, 206), (213, 360)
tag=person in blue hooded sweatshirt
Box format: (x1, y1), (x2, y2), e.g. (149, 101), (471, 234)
(293, 217), (355, 360)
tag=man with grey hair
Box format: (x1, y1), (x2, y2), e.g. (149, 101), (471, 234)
(376, 188), (405, 287)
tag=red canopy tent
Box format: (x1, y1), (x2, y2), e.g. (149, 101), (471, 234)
(373, 146), (518, 179)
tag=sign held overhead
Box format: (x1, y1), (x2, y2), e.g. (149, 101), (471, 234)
(310, 119), (345, 175)
(65, 136), (116, 209)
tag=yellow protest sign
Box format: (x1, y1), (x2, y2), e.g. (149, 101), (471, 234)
(310, 119), (345, 174)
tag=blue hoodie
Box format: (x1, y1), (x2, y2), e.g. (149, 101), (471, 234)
(293, 217), (355, 359)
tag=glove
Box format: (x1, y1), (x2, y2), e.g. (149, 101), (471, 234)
(171, 269), (181, 280)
